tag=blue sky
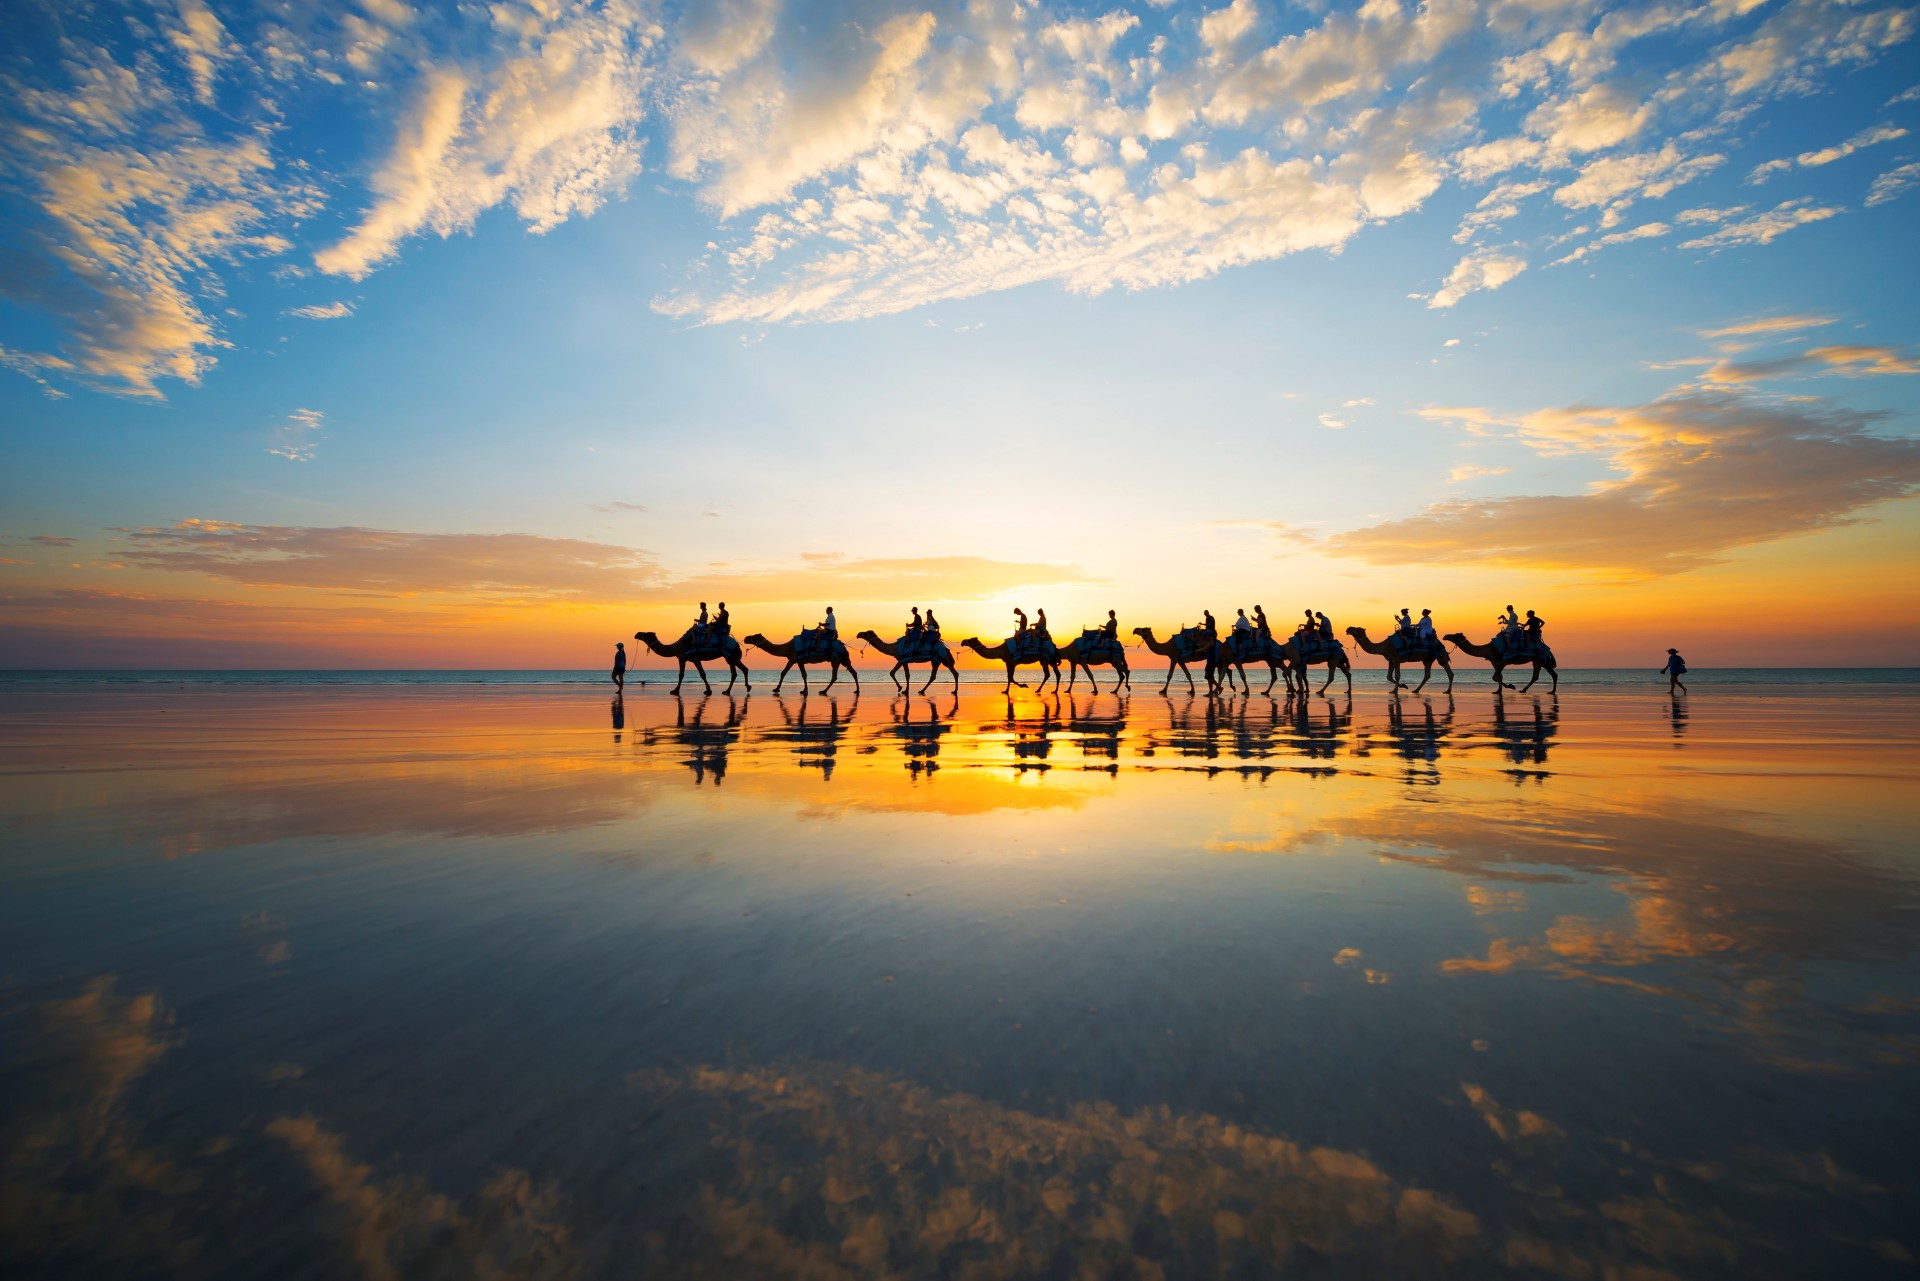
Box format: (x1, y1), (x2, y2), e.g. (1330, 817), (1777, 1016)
(1, 0), (1917, 665)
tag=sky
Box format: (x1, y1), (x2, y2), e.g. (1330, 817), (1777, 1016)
(0, 0), (1917, 669)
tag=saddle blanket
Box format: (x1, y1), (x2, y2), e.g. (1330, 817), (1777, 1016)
(1296, 636), (1346, 663)
(1390, 634), (1444, 660)
(1172, 628), (1213, 660)
(792, 629), (839, 662)
(896, 632), (945, 663)
(1493, 635), (1551, 662)
(1007, 633), (1058, 662)
(1076, 629), (1122, 663)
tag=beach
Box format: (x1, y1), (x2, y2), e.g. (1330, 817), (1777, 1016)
(3, 679), (1917, 1277)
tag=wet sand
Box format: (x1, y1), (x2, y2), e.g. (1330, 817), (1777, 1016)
(2, 683), (1917, 1277)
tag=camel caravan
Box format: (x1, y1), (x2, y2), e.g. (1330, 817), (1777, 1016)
(629, 600), (1557, 695)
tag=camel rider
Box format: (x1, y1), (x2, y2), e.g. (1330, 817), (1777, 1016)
(1316, 611), (1334, 641)
(907, 607), (923, 635)
(1102, 609), (1118, 640)
(1202, 609), (1217, 637)
(1301, 609), (1316, 639)
(694, 601), (710, 642)
(821, 606), (837, 639)
(1416, 609), (1438, 645)
(1014, 607), (1028, 636)
(1234, 608), (1252, 635)
(1524, 610), (1545, 647)
(925, 608), (941, 637)
(1395, 608), (1414, 636)
(1254, 605), (1270, 640)
(1500, 605), (1521, 637)
(1034, 608), (1051, 641)
(713, 602), (730, 639)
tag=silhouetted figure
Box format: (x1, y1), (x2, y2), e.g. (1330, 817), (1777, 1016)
(1102, 609), (1118, 639)
(1316, 611), (1334, 642)
(925, 608), (941, 637)
(821, 606), (837, 637)
(1416, 609), (1438, 644)
(1499, 604), (1520, 638)
(611, 641), (626, 691)
(1014, 607), (1029, 635)
(1233, 608), (1252, 635)
(1254, 605), (1270, 639)
(1300, 608), (1315, 639)
(1201, 609), (1217, 636)
(1035, 607), (1051, 641)
(1662, 648), (1689, 694)
(907, 606), (923, 634)
(713, 601), (731, 638)
(1524, 610), (1544, 645)
(1395, 608), (1414, 636)
(696, 601), (709, 632)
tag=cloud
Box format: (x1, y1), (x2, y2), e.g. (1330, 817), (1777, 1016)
(1703, 343), (1920, 384)
(1747, 121), (1908, 182)
(1318, 413), (1347, 429)
(121, 519), (667, 600)
(267, 408), (325, 462)
(1426, 248), (1527, 309)
(1699, 314), (1835, 339)
(1327, 389), (1920, 575)
(1866, 160), (1920, 206)
(1551, 220), (1670, 265)
(29, 534), (77, 547)
(282, 301), (354, 320)
(1678, 199), (1844, 249)
(597, 500), (649, 512)
(1553, 142), (1723, 225)
(1447, 465), (1510, 482)
(314, 0), (660, 279)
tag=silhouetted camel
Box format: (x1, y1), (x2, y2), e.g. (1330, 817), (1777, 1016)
(1347, 626), (1453, 694)
(858, 629), (960, 694)
(1277, 633), (1352, 695)
(744, 632), (859, 694)
(1212, 631), (1298, 696)
(961, 636), (1063, 692)
(1059, 630), (1131, 692)
(1445, 633), (1558, 692)
(632, 629), (750, 695)
(1131, 626), (1221, 694)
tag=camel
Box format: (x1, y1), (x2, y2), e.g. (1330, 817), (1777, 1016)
(1445, 633), (1558, 692)
(632, 629), (750, 694)
(960, 635), (1063, 691)
(743, 632), (859, 694)
(1058, 629), (1132, 692)
(1277, 633), (1352, 695)
(858, 629), (960, 694)
(1347, 626), (1453, 693)
(1211, 630), (1298, 696)
(1131, 626), (1222, 694)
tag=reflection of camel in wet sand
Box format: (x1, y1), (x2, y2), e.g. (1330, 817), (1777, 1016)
(652, 693), (745, 784)
(858, 630), (960, 694)
(1445, 633), (1558, 692)
(961, 636), (1062, 691)
(1347, 627), (1453, 693)
(632, 630), (750, 694)
(771, 692), (856, 779)
(1131, 627), (1219, 694)
(743, 633), (858, 694)
(1278, 635), (1352, 695)
(1059, 633), (1131, 692)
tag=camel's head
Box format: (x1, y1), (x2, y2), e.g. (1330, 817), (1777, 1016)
(960, 636), (988, 653)
(1442, 632), (1468, 646)
(1131, 626), (1153, 639)
(743, 633), (769, 647)
(633, 630), (656, 645)
(856, 629), (881, 643)
(1345, 625), (1365, 639)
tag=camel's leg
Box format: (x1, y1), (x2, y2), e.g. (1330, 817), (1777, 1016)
(1440, 659), (1454, 693)
(672, 658), (686, 694)
(889, 662), (905, 693)
(1547, 665), (1558, 692)
(774, 660), (791, 693)
(1411, 662), (1432, 694)
(695, 660), (713, 695)
(1341, 661), (1353, 693)
(1517, 663), (1541, 692)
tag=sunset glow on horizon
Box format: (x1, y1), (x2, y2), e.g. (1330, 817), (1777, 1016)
(3, 0), (1918, 669)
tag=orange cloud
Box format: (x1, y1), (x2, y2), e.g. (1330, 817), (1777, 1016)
(1328, 392), (1920, 575)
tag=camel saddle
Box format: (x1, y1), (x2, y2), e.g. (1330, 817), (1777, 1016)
(1172, 627), (1213, 660)
(1297, 635), (1346, 662)
(1494, 633), (1552, 662)
(1391, 633), (1444, 660)
(1076, 629), (1122, 662)
(1007, 632), (1057, 662)
(897, 631), (945, 663)
(792, 629), (838, 662)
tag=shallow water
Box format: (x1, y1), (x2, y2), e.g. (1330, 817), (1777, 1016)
(2, 682), (1917, 1278)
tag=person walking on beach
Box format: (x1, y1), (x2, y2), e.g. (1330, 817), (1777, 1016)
(611, 641), (627, 692)
(1662, 648), (1688, 694)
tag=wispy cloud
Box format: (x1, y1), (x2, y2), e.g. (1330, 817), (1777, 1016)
(1748, 122), (1909, 182)
(1425, 249), (1527, 310)
(1678, 200), (1844, 250)
(283, 301), (354, 320)
(267, 408), (325, 462)
(1866, 161), (1920, 207)
(1328, 386), (1920, 576)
